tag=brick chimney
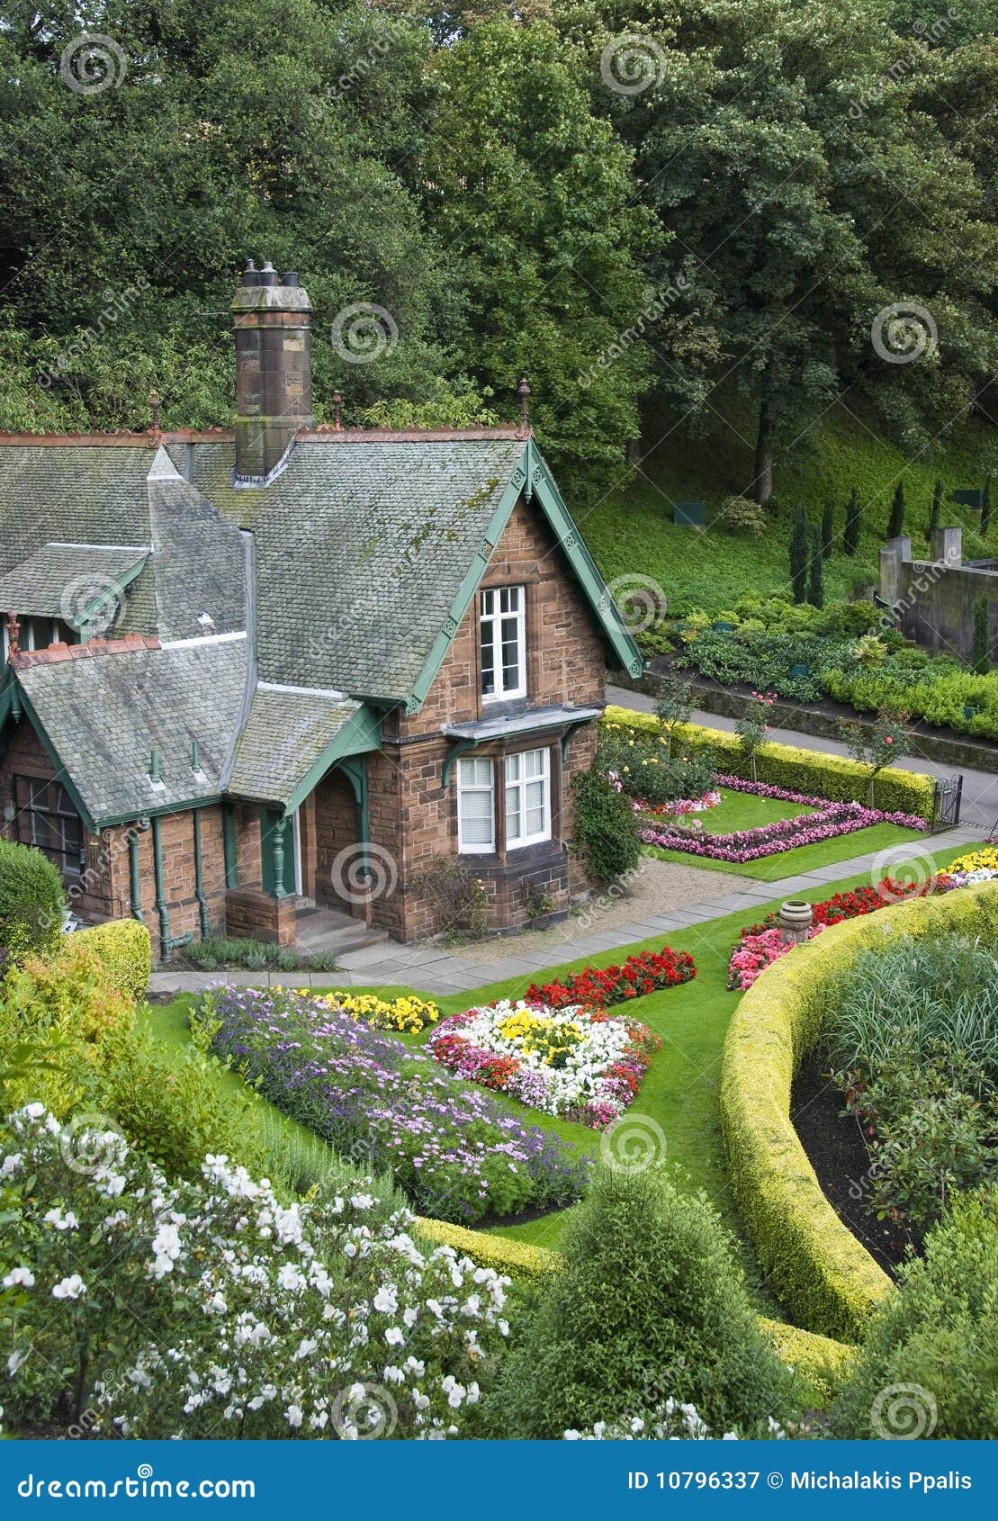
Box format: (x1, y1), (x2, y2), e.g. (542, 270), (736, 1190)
(231, 260), (314, 483)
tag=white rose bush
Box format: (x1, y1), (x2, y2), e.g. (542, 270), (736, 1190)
(0, 1105), (511, 1438)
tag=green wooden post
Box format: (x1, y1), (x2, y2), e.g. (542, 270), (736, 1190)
(271, 815), (288, 900)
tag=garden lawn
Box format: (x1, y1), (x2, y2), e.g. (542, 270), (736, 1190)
(642, 820), (926, 881)
(146, 842), (961, 1280)
(648, 786), (812, 834)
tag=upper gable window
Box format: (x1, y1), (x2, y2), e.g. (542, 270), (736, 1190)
(480, 585), (525, 702)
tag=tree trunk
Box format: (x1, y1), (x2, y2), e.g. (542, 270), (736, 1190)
(753, 394), (773, 506)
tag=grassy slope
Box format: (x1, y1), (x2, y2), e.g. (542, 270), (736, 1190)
(147, 842), (963, 1293)
(578, 398), (996, 617)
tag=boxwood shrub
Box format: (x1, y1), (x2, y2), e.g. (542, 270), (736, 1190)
(73, 920), (151, 1001)
(719, 883), (998, 1342)
(0, 837), (66, 970)
(602, 705), (936, 819)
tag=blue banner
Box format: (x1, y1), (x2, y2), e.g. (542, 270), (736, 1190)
(1, 1441), (995, 1518)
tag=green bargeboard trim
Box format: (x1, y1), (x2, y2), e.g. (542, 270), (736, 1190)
(283, 704), (383, 818)
(6, 682), (97, 835)
(78, 555), (148, 639)
(405, 439), (644, 715)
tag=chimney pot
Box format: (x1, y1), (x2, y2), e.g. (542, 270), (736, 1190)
(281, 271), (299, 287)
(242, 258), (261, 288)
(260, 261), (278, 287)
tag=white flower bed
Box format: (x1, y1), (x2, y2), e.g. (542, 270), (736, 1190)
(0, 1105), (511, 1440)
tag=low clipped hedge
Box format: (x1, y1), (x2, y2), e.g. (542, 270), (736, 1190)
(73, 920), (151, 1001)
(0, 837), (66, 968)
(418, 1218), (855, 1405)
(602, 705), (936, 820)
(720, 883), (998, 1343)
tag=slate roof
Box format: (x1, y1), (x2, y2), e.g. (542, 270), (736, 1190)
(227, 686), (360, 808)
(14, 637), (248, 825)
(184, 437), (527, 699)
(0, 544), (147, 622)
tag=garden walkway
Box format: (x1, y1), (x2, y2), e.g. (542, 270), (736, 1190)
(148, 824), (982, 1000)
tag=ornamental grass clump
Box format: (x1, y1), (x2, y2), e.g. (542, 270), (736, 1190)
(0, 1105), (512, 1439)
(497, 1167), (794, 1439)
(202, 987), (589, 1223)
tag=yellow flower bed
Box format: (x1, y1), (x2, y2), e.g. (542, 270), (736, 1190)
(947, 846), (998, 874)
(495, 1008), (586, 1065)
(300, 990), (440, 1034)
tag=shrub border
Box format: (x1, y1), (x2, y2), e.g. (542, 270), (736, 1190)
(415, 1218), (856, 1403)
(719, 883), (998, 1342)
(602, 705), (937, 820)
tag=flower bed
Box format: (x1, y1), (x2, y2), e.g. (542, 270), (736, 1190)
(524, 946), (697, 1011)
(727, 874), (958, 991)
(638, 774), (927, 864)
(428, 1001), (661, 1130)
(641, 790), (722, 817)
(298, 990), (440, 1033)
(203, 988), (589, 1223)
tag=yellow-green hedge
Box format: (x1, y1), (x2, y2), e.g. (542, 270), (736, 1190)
(416, 1217), (855, 1403)
(415, 1216), (560, 1276)
(73, 920), (152, 1002)
(720, 883), (998, 1343)
(602, 705), (936, 819)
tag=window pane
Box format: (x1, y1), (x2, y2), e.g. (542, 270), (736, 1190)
(504, 753), (521, 785)
(506, 791), (521, 841)
(481, 588), (496, 617)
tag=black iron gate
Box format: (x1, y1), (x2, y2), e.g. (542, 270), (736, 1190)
(931, 773), (964, 831)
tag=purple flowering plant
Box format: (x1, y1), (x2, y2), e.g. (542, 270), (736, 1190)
(201, 988), (590, 1224)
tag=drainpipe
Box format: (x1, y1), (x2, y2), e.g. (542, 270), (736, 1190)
(150, 815), (169, 956)
(127, 826), (144, 924)
(192, 807), (210, 938)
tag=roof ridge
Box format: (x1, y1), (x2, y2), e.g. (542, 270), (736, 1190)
(0, 426), (529, 447)
(11, 633), (161, 669)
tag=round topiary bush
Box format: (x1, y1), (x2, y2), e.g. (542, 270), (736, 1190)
(832, 1190), (998, 1440)
(0, 837), (66, 971)
(496, 1166), (794, 1438)
(570, 769), (640, 883)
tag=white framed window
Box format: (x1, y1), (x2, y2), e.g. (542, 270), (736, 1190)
(480, 585), (526, 702)
(457, 756), (496, 853)
(505, 748), (551, 849)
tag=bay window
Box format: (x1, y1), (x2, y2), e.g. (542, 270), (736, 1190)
(456, 747), (552, 854)
(505, 749), (550, 848)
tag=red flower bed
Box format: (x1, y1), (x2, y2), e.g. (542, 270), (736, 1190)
(526, 946), (697, 1011)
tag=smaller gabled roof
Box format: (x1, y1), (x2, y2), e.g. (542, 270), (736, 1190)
(13, 634), (247, 827)
(0, 543), (148, 623)
(227, 685), (363, 809)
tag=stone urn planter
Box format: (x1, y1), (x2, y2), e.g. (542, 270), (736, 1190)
(778, 899), (814, 946)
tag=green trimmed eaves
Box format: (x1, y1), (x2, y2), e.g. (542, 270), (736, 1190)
(80, 556), (148, 640)
(527, 442), (645, 680)
(404, 441), (644, 715)
(282, 704), (383, 818)
(9, 685), (97, 835)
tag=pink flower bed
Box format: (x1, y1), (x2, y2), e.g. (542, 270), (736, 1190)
(637, 774), (927, 863)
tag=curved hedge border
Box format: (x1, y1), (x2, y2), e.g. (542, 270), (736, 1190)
(720, 883), (998, 1342)
(416, 1218), (856, 1404)
(602, 705), (936, 820)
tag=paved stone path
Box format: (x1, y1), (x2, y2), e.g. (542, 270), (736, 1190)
(148, 824), (982, 1001)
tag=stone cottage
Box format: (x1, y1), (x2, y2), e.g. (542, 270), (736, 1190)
(0, 264), (643, 957)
